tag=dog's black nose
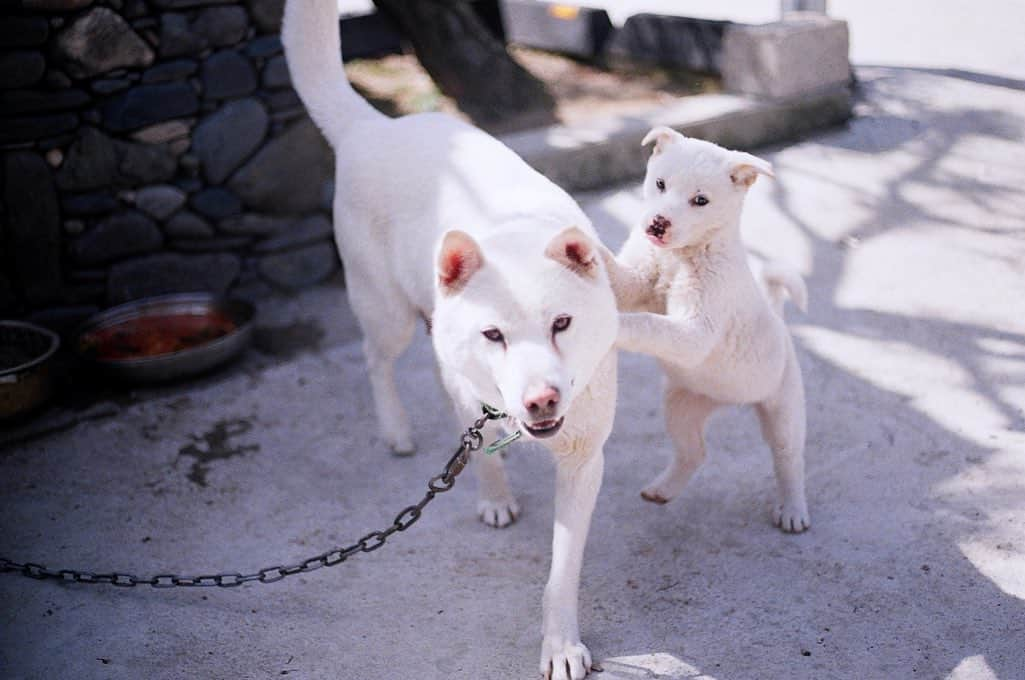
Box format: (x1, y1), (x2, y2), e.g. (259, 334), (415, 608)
(647, 214), (671, 237)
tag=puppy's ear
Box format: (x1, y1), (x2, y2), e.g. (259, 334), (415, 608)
(545, 226), (599, 279)
(641, 126), (680, 156)
(436, 230), (484, 295)
(730, 151), (775, 188)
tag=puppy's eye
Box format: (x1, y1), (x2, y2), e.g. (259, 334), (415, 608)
(655, 178), (666, 192)
(552, 315), (572, 334)
(690, 194), (709, 206)
(482, 327), (504, 343)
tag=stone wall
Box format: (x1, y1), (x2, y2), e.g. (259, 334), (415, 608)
(0, 0), (339, 331)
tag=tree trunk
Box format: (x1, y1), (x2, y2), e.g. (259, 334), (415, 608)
(371, 0), (556, 132)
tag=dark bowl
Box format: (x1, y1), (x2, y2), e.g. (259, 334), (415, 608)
(0, 321), (61, 420)
(74, 293), (255, 383)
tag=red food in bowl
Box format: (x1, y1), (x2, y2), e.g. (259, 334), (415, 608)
(79, 312), (237, 360)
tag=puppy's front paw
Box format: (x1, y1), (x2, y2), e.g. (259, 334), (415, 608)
(541, 637), (592, 680)
(477, 497), (520, 528)
(640, 486), (671, 504)
(773, 500), (810, 533)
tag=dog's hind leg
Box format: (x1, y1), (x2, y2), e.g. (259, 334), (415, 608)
(755, 341), (810, 533)
(345, 263), (417, 455)
(641, 387), (719, 504)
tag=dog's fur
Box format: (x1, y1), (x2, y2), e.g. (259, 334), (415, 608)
(602, 126), (811, 532)
(283, 2), (618, 676)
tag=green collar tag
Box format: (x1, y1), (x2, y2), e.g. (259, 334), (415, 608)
(485, 429), (522, 455)
(480, 402), (522, 454)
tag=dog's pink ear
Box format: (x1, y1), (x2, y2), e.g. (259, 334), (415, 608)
(730, 151), (775, 188)
(545, 226), (599, 278)
(437, 230), (484, 295)
(641, 126), (680, 155)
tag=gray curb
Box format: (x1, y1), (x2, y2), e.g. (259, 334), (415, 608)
(502, 86), (852, 192)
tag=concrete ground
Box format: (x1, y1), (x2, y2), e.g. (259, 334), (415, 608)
(3, 59), (1025, 680)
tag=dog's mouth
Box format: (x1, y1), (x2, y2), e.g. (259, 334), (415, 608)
(522, 417), (565, 439)
(645, 216), (671, 246)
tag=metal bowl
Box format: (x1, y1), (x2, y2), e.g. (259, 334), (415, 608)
(0, 321), (61, 420)
(74, 293), (255, 383)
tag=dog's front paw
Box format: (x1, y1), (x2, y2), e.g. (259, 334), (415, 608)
(773, 500), (810, 533)
(540, 637), (592, 680)
(383, 429), (415, 456)
(477, 497), (520, 528)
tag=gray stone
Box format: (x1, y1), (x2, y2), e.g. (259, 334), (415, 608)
(158, 13), (206, 58)
(56, 7), (154, 79)
(56, 128), (118, 191)
(722, 15), (850, 99)
(201, 50), (257, 100)
(0, 88), (89, 116)
(0, 51), (45, 89)
(174, 177), (203, 193)
(141, 59), (197, 84)
(218, 213), (289, 236)
(3, 152), (63, 306)
(135, 184), (187, 220)
(164, 210), (214, 238)
(71, 210), (163, 266)
(258, 242), (338, 290)
(61, 191), (117, 217)
(190, 187), (242, 219)
(172, 236), (252, 252)
(262, 88), (301, 113)
(91, 78), (131, 94)
(229, 118), (333, 214)
(56, 128), (176, 189)
(116, 138), (178, 186)
(130, 119), (192, 144)
(245, 35), (282, 58)
(261, 55), (290, 89)
(192, 98), (268, 184)
(248, 0), (285, 33)
(107, 252), (241, 305)
(102, 82), (199, 132)
(253, 215), (332, 253)
(0, 17), (49, 47)
(64, 219), (85, 235)
(44, 69), (72, 89)
(192, 6), (248, 47)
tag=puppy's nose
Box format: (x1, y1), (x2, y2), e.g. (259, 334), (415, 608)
(647, 214), (671, 237)
(524, 385), (560, 418)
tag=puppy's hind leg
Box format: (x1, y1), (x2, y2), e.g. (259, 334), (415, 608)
(641, 388), (719, 504)
(346, 265), (417, 455)
(755, 341), (810, 533)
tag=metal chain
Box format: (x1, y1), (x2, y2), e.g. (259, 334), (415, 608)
(0, 408), (504, 589)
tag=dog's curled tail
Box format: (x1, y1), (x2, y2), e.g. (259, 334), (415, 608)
(282, 0), (382, 146)
(762, 262), (808, 317)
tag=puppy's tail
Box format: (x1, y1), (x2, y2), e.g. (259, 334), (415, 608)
(282, 0), (383, 146)
(761, 262), (808, 317)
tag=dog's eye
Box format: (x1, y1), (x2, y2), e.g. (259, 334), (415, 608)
(655, 178), (666, 192)
(482, 327), (504, 343)
(690, 194), (709, 206)
(552, 315), (572, 334)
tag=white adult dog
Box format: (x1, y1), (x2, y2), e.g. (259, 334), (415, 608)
(602, 127), (811, 532)
(283, 2), (617, 677)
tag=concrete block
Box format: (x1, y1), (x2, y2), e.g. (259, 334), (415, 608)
(722, 14), (849, 99)
(501, 1), (613, 58)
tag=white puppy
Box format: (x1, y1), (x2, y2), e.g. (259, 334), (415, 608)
(283, 2), (617, 677)
(603, 126), (811, 532)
